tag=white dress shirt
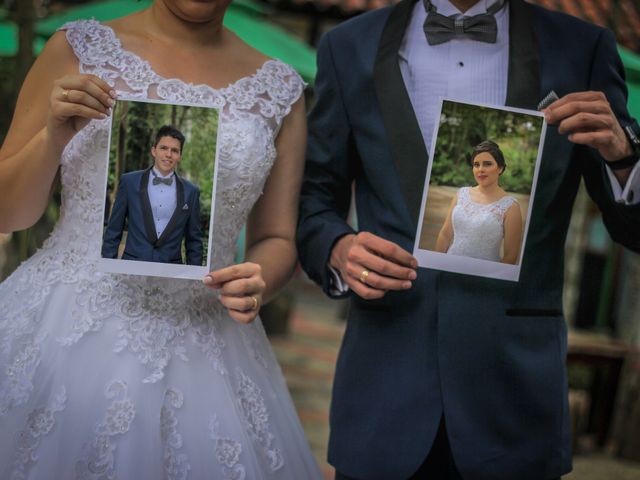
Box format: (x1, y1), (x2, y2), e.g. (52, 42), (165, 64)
(147, 168), (177, 238)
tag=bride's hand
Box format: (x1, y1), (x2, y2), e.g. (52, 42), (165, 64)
(48, 74), (116, 152)
(203, 262), (266, 324)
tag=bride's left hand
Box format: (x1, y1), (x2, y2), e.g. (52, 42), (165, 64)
(203, 263), (265, 324)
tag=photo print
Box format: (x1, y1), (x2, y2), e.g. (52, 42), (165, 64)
(98, 96), (220, 280)
(413, 99), (547, 282)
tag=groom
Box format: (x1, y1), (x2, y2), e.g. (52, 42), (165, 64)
(102, 125), (203, 265)
(298, 0), (640, 479)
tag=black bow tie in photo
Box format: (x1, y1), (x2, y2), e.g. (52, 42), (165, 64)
(423, 0), (506, 45)
(152, 174), (173, 186)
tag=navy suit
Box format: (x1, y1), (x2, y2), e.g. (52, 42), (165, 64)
(102, 167), (203, 265)
(297, 1), (640, 479)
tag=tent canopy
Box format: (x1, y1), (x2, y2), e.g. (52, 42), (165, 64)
(0, 0), (316, 83)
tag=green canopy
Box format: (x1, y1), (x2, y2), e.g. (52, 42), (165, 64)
(619, 46), (640, 120)
(2, 0), (316, 83)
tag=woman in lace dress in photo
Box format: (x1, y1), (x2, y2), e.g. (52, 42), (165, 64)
(435, 141), (523, 264)
(0, 0), (322, 478)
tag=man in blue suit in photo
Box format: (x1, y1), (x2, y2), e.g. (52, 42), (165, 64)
(297, 0), (640, 478)
(102, 125), (203, 266)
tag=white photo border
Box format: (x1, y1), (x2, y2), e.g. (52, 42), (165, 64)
(97, 95), (221, 280)
(412, 98), (547, 282)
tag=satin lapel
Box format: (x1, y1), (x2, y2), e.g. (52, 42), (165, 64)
(139, 168), (158, 245)
(156, 174), (185, 248)
(505, 0), (540, 108)
(373, 0), (428, 229)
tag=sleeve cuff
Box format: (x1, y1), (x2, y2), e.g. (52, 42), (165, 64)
(328, 264), (350, 296)
(606, 160), (640, 205)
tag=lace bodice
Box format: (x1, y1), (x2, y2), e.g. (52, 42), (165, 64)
(447, 186), (517, 262)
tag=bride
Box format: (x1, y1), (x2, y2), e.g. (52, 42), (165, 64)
(0, 0), (321, 478)
(435, 140), (523, 264)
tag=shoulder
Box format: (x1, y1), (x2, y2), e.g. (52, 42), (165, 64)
(320, 5), (392, 51)
(526, 0), (609, 43)
(120, 170), (145, 183)
(179, 176), (200, 193)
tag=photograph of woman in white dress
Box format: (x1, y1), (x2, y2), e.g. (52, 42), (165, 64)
(435, 140), (523, 264)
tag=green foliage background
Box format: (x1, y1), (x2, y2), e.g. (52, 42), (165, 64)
(431, 101), (544, 194)
(107, 100), (219, 263)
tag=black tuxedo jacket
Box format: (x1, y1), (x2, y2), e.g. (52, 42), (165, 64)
(102, 167), (203, 265)
(297, 1), (640, 478)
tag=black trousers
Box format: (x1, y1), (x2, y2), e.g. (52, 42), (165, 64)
(334, 421), (562, 480)
(335, 420), (462, 480)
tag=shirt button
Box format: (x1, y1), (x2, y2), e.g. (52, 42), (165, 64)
(458, 61), (464, 67)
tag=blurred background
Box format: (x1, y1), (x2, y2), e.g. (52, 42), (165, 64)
(1, 0), (639, 478)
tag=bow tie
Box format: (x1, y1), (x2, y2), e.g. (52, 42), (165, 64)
(423, 0), (505, 46)
(152, 175), (173, 186)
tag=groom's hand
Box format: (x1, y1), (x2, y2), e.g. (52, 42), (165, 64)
(330, 232), (417, 300)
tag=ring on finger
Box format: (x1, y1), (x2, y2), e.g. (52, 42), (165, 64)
(61, 89), (70, 101)
(250, 295), (259, 311)
(359, 269), (369, 284)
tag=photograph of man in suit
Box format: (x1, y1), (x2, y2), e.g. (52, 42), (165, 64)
(297, 0), (640, 479)
(102, 125), (203, 266)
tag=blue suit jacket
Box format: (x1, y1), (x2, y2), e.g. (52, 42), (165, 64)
(297, 1), (640, 479)
(102, 168), (203, 265)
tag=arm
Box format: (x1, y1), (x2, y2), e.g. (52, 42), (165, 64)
(501, 202), (523, 265)
(297, 33), (416, 301)
(204, 96), (306, 323)
(0, 31), (114, 233)
(544, 29), (640, 251)
(101, 177), (128, 258)
(434, 194), (457, 253)
(185, 187), (203, 265)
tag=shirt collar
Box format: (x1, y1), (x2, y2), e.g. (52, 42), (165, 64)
(152, 167), (175, 179)
(429, 0), (496, 17)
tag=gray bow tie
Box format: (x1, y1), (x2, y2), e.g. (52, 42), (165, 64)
(152, 175), (173, 186)
(423, 0), (505, 46)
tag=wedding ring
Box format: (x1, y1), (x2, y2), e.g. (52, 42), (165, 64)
(250, 295), (258, 310)
(359, 269), (369, 284)
(61, 89), (69, 101)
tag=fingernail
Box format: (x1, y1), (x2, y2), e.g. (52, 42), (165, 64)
(408, 271), (417, 280)
(403, 282), (412, 289)
(106, 107), (112, 116)
(411, 260), (418, 269)
(98, 113), (107, 119)
(202, 276), (213, 285)
(109, 90), (117, 99)
(107, 98), (115, 107)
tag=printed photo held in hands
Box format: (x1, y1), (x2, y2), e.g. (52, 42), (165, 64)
(99, 97), (220, 280)
(414, 99), (546, 281)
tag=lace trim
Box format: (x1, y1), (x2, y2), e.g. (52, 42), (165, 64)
(235, 368), (283, 471)
(458, 186), (517, 223)
(10, 387), (67, 480)
(210, 414), (246, 480)
(75, 380), (136, 479)
(161, 388), (191, 480)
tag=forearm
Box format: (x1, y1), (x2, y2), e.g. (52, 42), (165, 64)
(245, 236), (297, 304)
(435, 232), (451, 253)
(0, 127), (64, 233)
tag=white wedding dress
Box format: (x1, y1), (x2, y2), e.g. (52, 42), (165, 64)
(0, 20), (321, 480)
(447, 186), (517, 262)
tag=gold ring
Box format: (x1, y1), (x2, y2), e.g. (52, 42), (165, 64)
(62, 89), (69, 101)
(359, 269), (369, 284)
(250, 295), (258, 310)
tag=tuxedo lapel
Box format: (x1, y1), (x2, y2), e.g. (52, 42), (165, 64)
(139, 168), (158, 245)
(505, 0), (540, 108)
(373, 0), (429, 229)
(155, 174), (185, 248)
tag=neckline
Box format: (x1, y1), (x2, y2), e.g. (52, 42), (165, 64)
(80, 19), (280, 96)
(464, 186), (510, 207)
